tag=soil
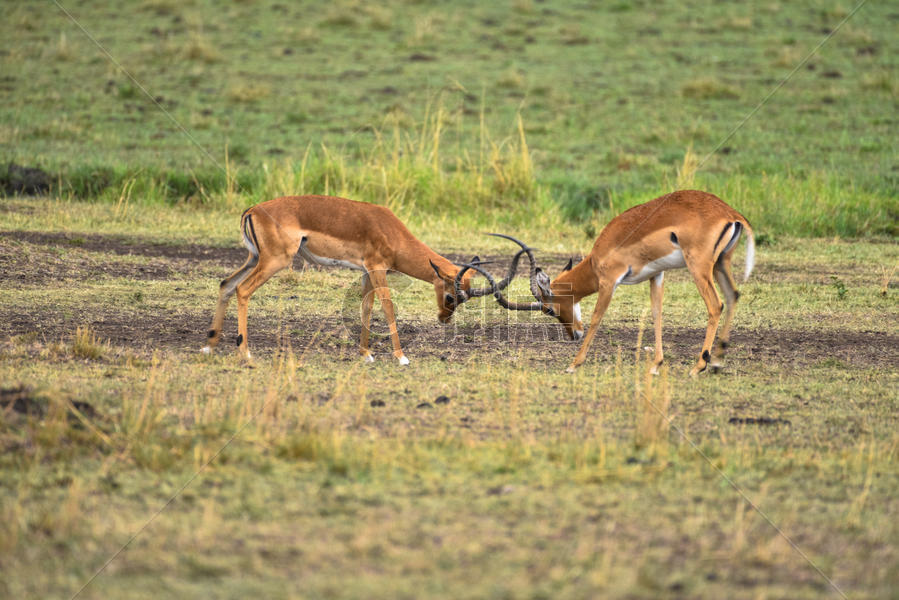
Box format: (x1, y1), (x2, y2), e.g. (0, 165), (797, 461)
(2, 230), (897, 372)
(0, 229), (575, 284)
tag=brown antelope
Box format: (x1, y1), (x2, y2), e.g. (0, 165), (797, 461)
(466, 190), (755, 375)
(202, 195), (493, 364)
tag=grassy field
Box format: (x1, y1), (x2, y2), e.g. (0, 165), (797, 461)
(1, 196), (898, 599)
(2, 0), (897, 234)
(2, 0), (899, 599)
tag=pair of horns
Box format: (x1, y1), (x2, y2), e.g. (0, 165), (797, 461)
(448, 234), (573, 314)
(457, 233), (555, 312)
(429, 255), (494, 302)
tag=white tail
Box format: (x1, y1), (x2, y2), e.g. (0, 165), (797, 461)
(743, 226), (755, 282)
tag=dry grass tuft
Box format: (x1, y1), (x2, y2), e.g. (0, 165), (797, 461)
(183, 33), (220, 63)
(861, 71), (898, 96)
(879, 264), (897, 297)
(227, 82), (272, 103)
(676, 146), (700, 189)
(407, 14), (440, 47)
(681, 77), (740, 100)
(52, 32), (74, 62)
(721, 16), (754, 30)
(71, 326), (104, 360)
(771, 45), (803, 68)
(497, 68), (526, 90)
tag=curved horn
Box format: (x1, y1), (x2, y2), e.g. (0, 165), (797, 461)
(454, 248), (531, 300)
(487, 233), (542, 302)
(454, 258), (496, 299)
(494, 248), (530, 291)
(458, 262), (545, 312)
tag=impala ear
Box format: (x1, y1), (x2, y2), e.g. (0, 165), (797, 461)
(563, 258), (573, 272)
(429, 259), (444, 278)
(535, 269), (552, 297)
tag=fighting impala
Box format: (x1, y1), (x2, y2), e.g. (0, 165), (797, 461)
(467, 190), (755, 375)
(202, 195), (494, 364)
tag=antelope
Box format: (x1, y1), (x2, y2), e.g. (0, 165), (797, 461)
(202, 195), (494, 364)
(466, 190), (755, 375)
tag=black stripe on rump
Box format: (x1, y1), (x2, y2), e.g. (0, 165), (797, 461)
(714, 223), (732, 249)
(246, 214), (261, 253)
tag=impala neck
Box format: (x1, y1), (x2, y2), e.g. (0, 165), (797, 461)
(553, 257), (596, 302)
(396, 240), (457, 284)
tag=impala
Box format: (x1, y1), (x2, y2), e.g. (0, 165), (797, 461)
(202, 195), (494, 364)
(468, 190), (755, 375)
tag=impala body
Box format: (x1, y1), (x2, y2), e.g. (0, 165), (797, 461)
(479, 190), (755, 375)
(203, 195), (487, 364)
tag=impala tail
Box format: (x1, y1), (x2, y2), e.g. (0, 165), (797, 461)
(221, 210), (260, 296)
(743, 223), (755, 282)
(241, 209), (260, 259)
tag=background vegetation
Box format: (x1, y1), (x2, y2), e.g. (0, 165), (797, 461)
(2, 0), (897, 236)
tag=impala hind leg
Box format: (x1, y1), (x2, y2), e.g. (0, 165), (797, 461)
(649, 273), (665, 374)
(234, 256), (291, 360)
(203, 254), (258, 353)
(686, 262), (723, 377)
(367, 268), (409, 365)
(711, 253), (740, 372)
(359, 272), (375, 363)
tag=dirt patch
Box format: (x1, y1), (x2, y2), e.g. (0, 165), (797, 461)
(728, 416), (791, 426)
(1, 229), (572, 266)
(2, 300), (896, 372)
(0, 229), (575, 283)
(2, 230), (247, 264)
(3, 230), (896, 371)
(0, 238), (185, 284)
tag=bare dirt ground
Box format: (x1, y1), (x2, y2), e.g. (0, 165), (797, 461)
(3, 229), (897, 371)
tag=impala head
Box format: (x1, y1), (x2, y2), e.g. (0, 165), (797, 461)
(429, 257), (493, 323)
(532, 260), (585, 341)
(472, 234), (585, 341)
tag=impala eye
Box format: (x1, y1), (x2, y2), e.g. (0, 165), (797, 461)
(444, 294), (456, 306)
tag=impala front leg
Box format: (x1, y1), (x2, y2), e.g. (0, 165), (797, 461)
(368, 268), (409, 366)
(565, 282), (616, 373)
(649, 273), (665, 374)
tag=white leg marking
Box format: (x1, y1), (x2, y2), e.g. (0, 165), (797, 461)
(398, 355), (410, 366)
(201, 346), (211, 354)
(364, 354), (375, 363)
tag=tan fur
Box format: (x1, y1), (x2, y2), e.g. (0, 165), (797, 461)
(204, 195), (473, 363)
(540, 190), (754, 375)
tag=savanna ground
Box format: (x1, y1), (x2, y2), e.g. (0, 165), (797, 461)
(2, 0), (898, 598)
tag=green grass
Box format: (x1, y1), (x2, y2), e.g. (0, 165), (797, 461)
(1, 197), (898, 599)
(2, 0), (897, 235)
(2, 1), (899, 597)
